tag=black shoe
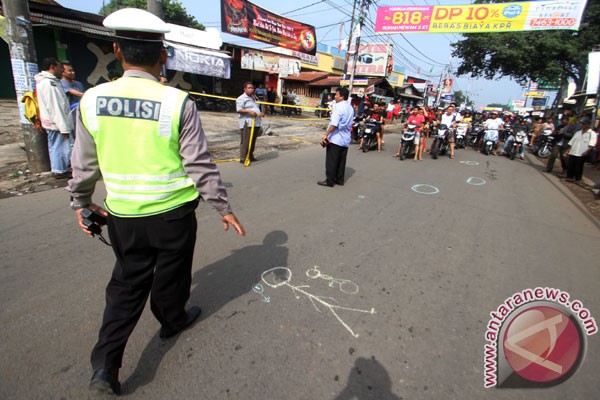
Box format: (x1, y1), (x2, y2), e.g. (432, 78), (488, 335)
(89, 368), (120, 396)
(317, 180), (334, 187)
(335, 180), (344, 186)
(250, 157), (258, 161)
(159, 306), (202, 340)
(53, 172), (72, 180)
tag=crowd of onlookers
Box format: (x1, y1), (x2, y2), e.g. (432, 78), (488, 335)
(335, 94), (599, 195)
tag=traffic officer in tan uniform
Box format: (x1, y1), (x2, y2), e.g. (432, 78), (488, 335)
(68, 8), (245, 396)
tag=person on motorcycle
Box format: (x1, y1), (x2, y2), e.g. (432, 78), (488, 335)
(481, 111), (504, 155)
(499, 117), (529, 159)
(393, 107), (424, 160)
(372, 102), (386, 144)
(359, 103), (385, 151)
(436, 105), (459, 159)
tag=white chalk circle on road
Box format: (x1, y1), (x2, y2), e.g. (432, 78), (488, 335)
(411, 184), (440, 195)
(466, 177), (487, 186)
(460, 161), (480, 166)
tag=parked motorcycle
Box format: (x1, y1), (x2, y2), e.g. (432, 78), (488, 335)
(361, 117), (381, 153)
(315, 100), (333, 118)
(290, 93), (302, 115)
(193, 94), (231, 113)
(431, 124), (450, 159)
(399, 123), (418, 160)
(482, 129), (499, 155)
(534, 128), (555, 158)
(455, 123), (468, 149)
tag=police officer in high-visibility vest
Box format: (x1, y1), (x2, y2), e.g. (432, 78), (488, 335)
(67, 8), (245, 396)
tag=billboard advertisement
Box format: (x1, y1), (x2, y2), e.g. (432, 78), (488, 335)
(221, 0), (317, 55)
(375, 0), (588, 34)
(346, 43), (393, 77)
(240, 49), (300, 77)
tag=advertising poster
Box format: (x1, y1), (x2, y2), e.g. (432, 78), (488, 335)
(375, 0), (588, 34)
(346, 43), (393, 77)
(240, 48), (300, 76)
(221, 0), (317, 55)
(441, 78), (453, 94)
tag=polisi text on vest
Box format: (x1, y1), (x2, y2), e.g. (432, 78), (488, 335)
(97, 96), (161, 121)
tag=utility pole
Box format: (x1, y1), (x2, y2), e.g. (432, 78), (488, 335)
(348, 0), (369, 95)
(435, 62), (451, 108)
(2, 0), (50, 173)
(147, 0), (164, 19)
(342, 0), (358, 81)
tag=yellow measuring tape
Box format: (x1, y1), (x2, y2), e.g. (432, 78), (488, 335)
(188, 90), (331, 113)
(243, 117), (256, 167)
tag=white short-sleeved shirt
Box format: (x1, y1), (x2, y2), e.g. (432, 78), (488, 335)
(568, 129), (597, 157)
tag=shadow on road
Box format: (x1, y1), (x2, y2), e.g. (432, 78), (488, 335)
(121, 230), (289, 394)
(333, 356), (403, 400)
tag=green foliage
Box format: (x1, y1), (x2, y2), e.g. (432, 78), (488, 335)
(99, 0), (205, 30)
(451, 0), (599, 90)
(486, 103), (506, 109)
(453, 90), (474, 107)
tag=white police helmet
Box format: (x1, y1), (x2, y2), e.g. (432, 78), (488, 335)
(103, 8), (170, 41)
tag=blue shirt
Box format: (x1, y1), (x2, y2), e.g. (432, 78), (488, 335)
(61, 79), (85, 107)
(327, 100), (354, 147)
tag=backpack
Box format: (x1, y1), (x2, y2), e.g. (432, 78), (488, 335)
(20, 90), (43, 131)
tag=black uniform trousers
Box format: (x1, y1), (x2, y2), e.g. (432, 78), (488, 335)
(91, 199), (198, 371)
(325, 142), (348, 185)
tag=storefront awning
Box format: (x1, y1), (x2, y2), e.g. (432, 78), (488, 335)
(281, 71), (328, 82)
(397, 92), (424, 100)
(165, 41), (231, 79)
(308, 75), (342, 87)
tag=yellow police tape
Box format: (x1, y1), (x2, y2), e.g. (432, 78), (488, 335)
(188, 92), (329, 163)
(188, 91), (331, 113)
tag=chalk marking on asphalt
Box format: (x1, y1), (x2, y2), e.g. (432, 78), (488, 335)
(411, 184), (440, 195)
(260, 267), (375, 338)
(252, 284), (271, 303)
(306, 266), (359, 295)
(460, 161), (480, 166)
(466, 177), (487, 186)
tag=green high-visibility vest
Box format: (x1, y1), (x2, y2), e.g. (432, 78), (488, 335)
(79, 77), (198, 217)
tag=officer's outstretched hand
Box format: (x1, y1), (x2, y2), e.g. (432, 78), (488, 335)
(76, 202), (108, 237)
(221, 213), (245, 236)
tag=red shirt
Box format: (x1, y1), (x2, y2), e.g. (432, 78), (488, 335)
(407, 114), (425, 127)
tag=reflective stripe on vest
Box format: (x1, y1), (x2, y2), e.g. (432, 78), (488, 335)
(80, 77), (198, 217)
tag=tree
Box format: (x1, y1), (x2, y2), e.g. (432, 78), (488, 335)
(451, 0), (599, 91)
(453, 90), (474, 107)
(99, 0), (205, 30)
(486, 103), (505, 110)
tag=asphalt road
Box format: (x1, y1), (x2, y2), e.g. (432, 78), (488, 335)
(1, 132), (599, 399)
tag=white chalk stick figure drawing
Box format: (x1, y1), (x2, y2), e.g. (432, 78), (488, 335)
(306, 266), (359, 295)
(261, 267), (375, 338)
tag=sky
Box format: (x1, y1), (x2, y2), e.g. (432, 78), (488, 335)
(56, 0), (534, 108)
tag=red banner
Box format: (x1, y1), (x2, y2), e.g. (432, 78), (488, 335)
(221, 0), (317, 55)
